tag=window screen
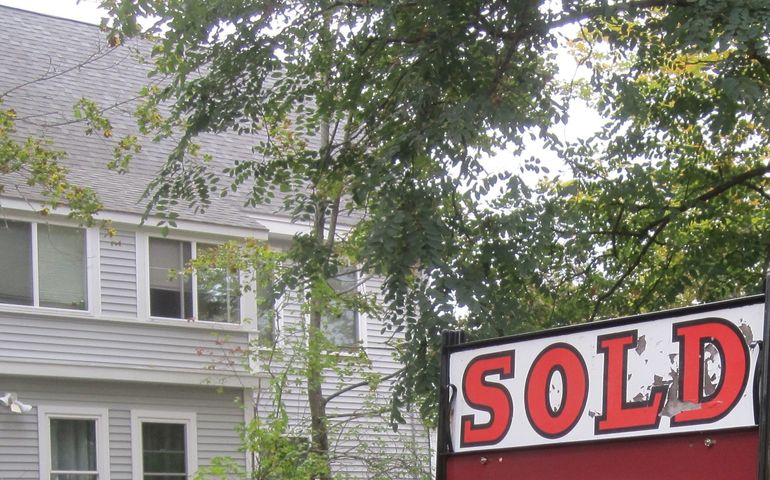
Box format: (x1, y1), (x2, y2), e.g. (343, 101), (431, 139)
(322, 269), (359, 346)
(196, 244), (240, 323)
(0, 220), (32, 305)
(38, 225), (87, 309)
(142, 422), (186, 479)
(149, 238), (192, 319)
(50, 418), (98, 480)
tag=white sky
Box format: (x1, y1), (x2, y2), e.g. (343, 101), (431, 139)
(0, 0), (106, 24)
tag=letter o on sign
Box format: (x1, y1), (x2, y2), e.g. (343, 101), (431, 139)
(525, 343), (589, 438)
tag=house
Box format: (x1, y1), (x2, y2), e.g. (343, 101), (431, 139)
(0, 6), (430, 479)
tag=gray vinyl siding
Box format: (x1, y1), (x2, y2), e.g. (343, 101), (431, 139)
(0, 376), (246, 480)
(0, 407), (37, 477)
(100, 230), (138, 317)
(330, 275), (431, 477)
(256, 279), (432, 479)
(0, 311), (249, 377)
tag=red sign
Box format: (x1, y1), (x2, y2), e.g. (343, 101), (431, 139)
(439, 296), (766, 480)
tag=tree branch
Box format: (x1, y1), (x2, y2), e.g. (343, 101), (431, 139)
(474, 0), (694, 45)
(590, 217), (669, 320)
(637, 163), (770, 235)
(323, 367), (404, 405)
(2, 47), (118, 99)
(589, 162), (770, 319)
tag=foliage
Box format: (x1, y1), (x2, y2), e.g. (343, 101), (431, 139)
(537, 0), (770, 321)
(98, 0), (770, 435)
(1, 44), (146, 229)
(98, 0), (564, 437)
(0, 100), (103, 225)
(193, 241), (431, 479)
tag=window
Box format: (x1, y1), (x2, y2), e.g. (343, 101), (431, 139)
(142, 423), (186, 478)
(131, 410), (197, 480)
(148, 238), (240, 323)
(51, 419), (97, 479)
(321, 269), (359, 347)
(0, 220), (87, 310)
(196, 244), (240, 323)
(256, 274), (277, 344)
(38, 407), (109, 480)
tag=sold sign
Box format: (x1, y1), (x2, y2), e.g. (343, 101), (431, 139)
(448, 301), (762, 452)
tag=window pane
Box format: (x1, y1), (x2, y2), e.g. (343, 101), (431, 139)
(322, 270), (358, 346)
(142, 423), (186, 475)
(50, 419), (96, 472)
(143, 452), (186, 473)
(149, 239), (192, 319)
(322, 309), (357, 346)
(39, 225), (87, 310)
(196, 244), (240, 323)
(0, 220), (32, 305)
(256, 275), (276, 343)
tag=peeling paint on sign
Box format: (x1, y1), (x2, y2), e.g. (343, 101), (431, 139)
(448, 302), (763, 453)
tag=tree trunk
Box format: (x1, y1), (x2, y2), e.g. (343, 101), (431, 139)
(308, 307), (330, 479)
(307, 107), (333, 479)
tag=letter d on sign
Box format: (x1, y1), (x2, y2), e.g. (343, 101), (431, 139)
(461, 351), (515, 448)
(672, 318), (749, 426)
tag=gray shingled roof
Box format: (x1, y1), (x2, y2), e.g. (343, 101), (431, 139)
(0, 6), (315, 231)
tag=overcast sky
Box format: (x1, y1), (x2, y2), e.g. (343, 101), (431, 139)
(0, 0), (105, 24)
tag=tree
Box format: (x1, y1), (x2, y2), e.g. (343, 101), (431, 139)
(98, 0), (561, 475)
(97, 0), (770, 463)
(0, 100), (102, 225)
(1, 41), (148, 228)
(533, 0), (770, 322)
(193, 242), (433, 479)
(392, 0), (770, 373)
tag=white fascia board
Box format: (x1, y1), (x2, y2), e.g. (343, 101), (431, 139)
(0, 196), (269, 241)
(1, 358), (264, 388)
(248, 213), (352, 239)
(248, 213), (313, 238)
(0, 302), (252, 333)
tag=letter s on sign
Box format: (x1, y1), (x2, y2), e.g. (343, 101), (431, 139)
(460, 350), (515, 448)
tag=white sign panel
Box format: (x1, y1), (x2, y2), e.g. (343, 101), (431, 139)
(448, 301), (763, 453)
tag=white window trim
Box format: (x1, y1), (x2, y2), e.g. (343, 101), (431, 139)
(38, 405), (111, 480)
(87, 227), (103, 315)
(141, 233), (252, 325)
(130, 409), (198, 480)
(357, 277), (368, 349)
(0, 218), (97, 315)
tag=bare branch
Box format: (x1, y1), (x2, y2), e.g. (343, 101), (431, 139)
(2, 45), (118, 99)
(323, 367), (404, 405)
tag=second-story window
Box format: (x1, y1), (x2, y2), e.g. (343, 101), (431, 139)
(148, 238), (240, 323)
(321, 269), (359, 347)
(0, 220), (87, 310)
(256, 274), (277, 344)
(196, 244), (240, 323)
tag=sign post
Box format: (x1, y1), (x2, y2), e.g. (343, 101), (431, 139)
(436, 329), (465, 480)
(758, 276), (770, 479)
(438, 295), (767, 480)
